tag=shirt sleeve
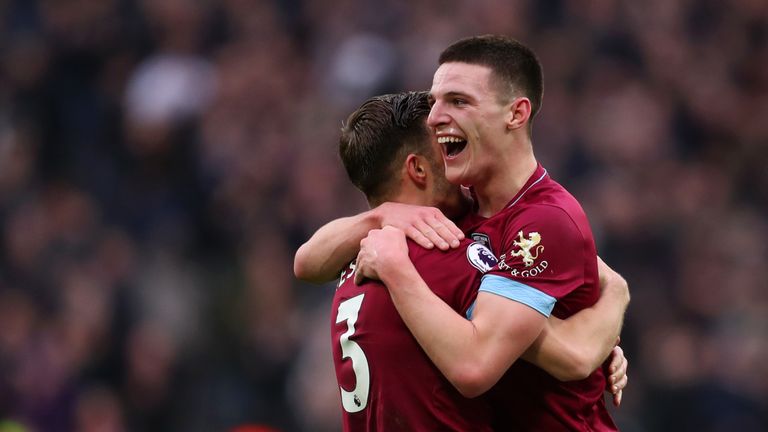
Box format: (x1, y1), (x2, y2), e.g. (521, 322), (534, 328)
(479, 204), (588, 314)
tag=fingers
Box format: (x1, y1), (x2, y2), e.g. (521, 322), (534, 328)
(417, 216), (464, 250)
(611, 373), (627, 407)
(607, 345), (628, 407)
(608, 345), (624, 375)
(405, 225), (435, 249)
(613, 371), (628, 392)
(413, 220), (448, 250)
(427, 218), (462, 249)
(384, 205), (465, 250)
(354, 245), (365, 285)
(430, 214), (465, 245)
(608, 366), (627, 392)
(617, 356), (627, 381)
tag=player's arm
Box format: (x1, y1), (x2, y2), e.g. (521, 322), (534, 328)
(355, 227), (546, 398)
(294, 211), (380, 283)
(294, 203), (463, 283)
(522, 256), (630, 381)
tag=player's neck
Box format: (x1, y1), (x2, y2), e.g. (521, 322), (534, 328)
(393, 183), (432, 208)
(474, 151), (537, 218)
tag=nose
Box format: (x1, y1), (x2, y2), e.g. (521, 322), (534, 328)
(427, 101), (449, 129)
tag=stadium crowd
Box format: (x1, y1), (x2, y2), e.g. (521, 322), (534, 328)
(0, 0), (766, 431)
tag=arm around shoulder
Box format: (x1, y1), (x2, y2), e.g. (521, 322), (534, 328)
(293, 209), (381, 283)
(294, 202), (464, 283)
(354, 227), (548, 398)
(444, 292), (548, 397)
(384, 272), (547, 398)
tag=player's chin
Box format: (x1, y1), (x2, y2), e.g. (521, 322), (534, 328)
(444, 162), (471, 186)
(443, 166), (461, 185)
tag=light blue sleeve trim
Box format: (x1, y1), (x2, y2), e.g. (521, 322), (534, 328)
(465, 302), (476, 319)
(476, 274), (556, 317)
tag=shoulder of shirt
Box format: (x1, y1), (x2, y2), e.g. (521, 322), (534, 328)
(529, 175), (577, 200)
(513, 177), (582, 214)
(512, 202), (582, 232)
(407, 238), (473, 266)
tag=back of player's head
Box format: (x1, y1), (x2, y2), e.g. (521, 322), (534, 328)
(439, 35), (544, 119)
(339, 91), (432, 205)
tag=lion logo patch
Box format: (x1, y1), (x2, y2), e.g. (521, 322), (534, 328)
(510, 231), (544, 267)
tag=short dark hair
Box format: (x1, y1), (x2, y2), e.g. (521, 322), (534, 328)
(339, 91), (432, 205)
(439, 35), (544, 118)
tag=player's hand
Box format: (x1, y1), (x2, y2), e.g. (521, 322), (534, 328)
(375, 202), (463, 251)
(606, 344), (628, 407)
(354, 226), (409, 285)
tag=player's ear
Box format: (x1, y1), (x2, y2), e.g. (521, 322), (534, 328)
(405, 153), (428, 188)
(506, 97), (532, 131)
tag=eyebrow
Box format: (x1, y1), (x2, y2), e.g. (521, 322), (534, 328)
(441, 91), (475, 102)
(444, 91), (469, 97)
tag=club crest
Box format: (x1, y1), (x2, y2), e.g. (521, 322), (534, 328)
(510, 230), (544, 267)
(467, 242), (498, 273)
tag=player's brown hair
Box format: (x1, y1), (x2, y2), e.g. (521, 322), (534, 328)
(439, 35), (544, 121)
(339, 91), (433, 206)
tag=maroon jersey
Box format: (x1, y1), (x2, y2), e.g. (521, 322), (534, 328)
(463, 164), (617, 431)
(331, 239), (494, 432)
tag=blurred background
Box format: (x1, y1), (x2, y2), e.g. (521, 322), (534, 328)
(0, 0), (766, 431)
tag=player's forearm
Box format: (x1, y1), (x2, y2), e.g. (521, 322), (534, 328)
(294, 210), (380, 283)
(522, 318), (593, 381)
(524, 272), (629, 380)
(381, 269), (509, 398)
(585, 265), (630, 364)
(384, 273), (489, 397)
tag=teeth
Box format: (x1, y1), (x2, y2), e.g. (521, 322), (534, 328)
(437, 136), (465, 144)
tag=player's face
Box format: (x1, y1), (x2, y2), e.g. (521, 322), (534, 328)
(427, 62), (512, 188)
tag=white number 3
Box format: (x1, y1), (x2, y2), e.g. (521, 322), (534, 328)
(336, 294), (370, 413)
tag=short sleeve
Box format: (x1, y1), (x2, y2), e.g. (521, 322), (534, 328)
(482, 205), (587, 302)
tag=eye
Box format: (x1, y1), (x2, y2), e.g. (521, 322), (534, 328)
(452, 98), (467, 106)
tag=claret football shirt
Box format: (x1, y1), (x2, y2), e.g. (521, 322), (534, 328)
(331, 239), (495, 432)
(463, 164), (618, 431)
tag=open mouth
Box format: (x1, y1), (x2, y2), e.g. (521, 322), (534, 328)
(437, 136), (468, 158)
